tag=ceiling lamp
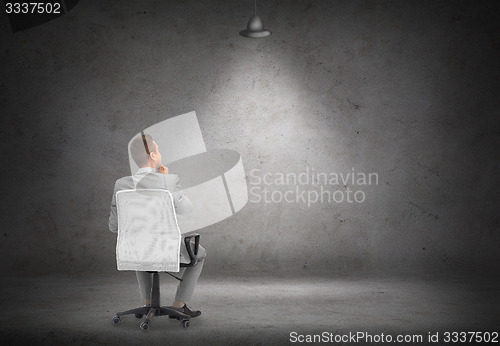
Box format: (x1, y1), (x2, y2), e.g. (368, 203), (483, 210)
(239, 0), (272, 38)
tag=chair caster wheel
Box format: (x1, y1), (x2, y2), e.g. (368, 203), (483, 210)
(112, 316), (121, 325)
(135, 313), (143, 319)
(140, 321), (150, 331)
(182, 319), (190, 328)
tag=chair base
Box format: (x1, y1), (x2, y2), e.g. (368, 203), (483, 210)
(113, 306), (190, 330)
(112, 272), (191, 331)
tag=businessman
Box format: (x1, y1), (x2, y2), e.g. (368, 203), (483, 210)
(108, 133), (206, 317)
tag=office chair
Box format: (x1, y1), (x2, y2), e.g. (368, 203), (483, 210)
(111, 189), (200, 331)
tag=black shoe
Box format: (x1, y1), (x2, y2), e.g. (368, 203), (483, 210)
(169, 304), (201, 318)
(183, 304), (201, 317)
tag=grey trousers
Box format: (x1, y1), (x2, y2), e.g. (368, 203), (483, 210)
(135, 243), (206, 304)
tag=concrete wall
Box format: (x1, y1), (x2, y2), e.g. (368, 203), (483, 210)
(1, 0), (498, 276)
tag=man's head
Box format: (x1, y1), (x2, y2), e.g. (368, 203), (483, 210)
(130, 133), (162, 169)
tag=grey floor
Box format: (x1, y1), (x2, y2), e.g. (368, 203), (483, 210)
(1, 271), (498, 345)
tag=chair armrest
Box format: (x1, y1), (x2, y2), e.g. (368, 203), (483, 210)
(181, 233), (201, 267)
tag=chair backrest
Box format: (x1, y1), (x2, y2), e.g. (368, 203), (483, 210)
(115, 189), (181, 272)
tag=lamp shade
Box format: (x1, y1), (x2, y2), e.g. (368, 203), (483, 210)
(239, 15), (272, 38)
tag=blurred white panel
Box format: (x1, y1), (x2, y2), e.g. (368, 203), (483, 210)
(176, 176), (233, 233)
(224, 156), (248, 214)
(145, 111), (207, 164)
(126, 112), (248, 233)
(128, 111), (207, 175)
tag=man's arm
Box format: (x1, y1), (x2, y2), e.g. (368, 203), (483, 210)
(171, 175), (193, 215)
(108, 181), (118, 233)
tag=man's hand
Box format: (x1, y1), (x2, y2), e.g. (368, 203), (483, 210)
(159, 165), (169, 174)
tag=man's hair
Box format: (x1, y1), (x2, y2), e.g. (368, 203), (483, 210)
(130, 133), (156, 167)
